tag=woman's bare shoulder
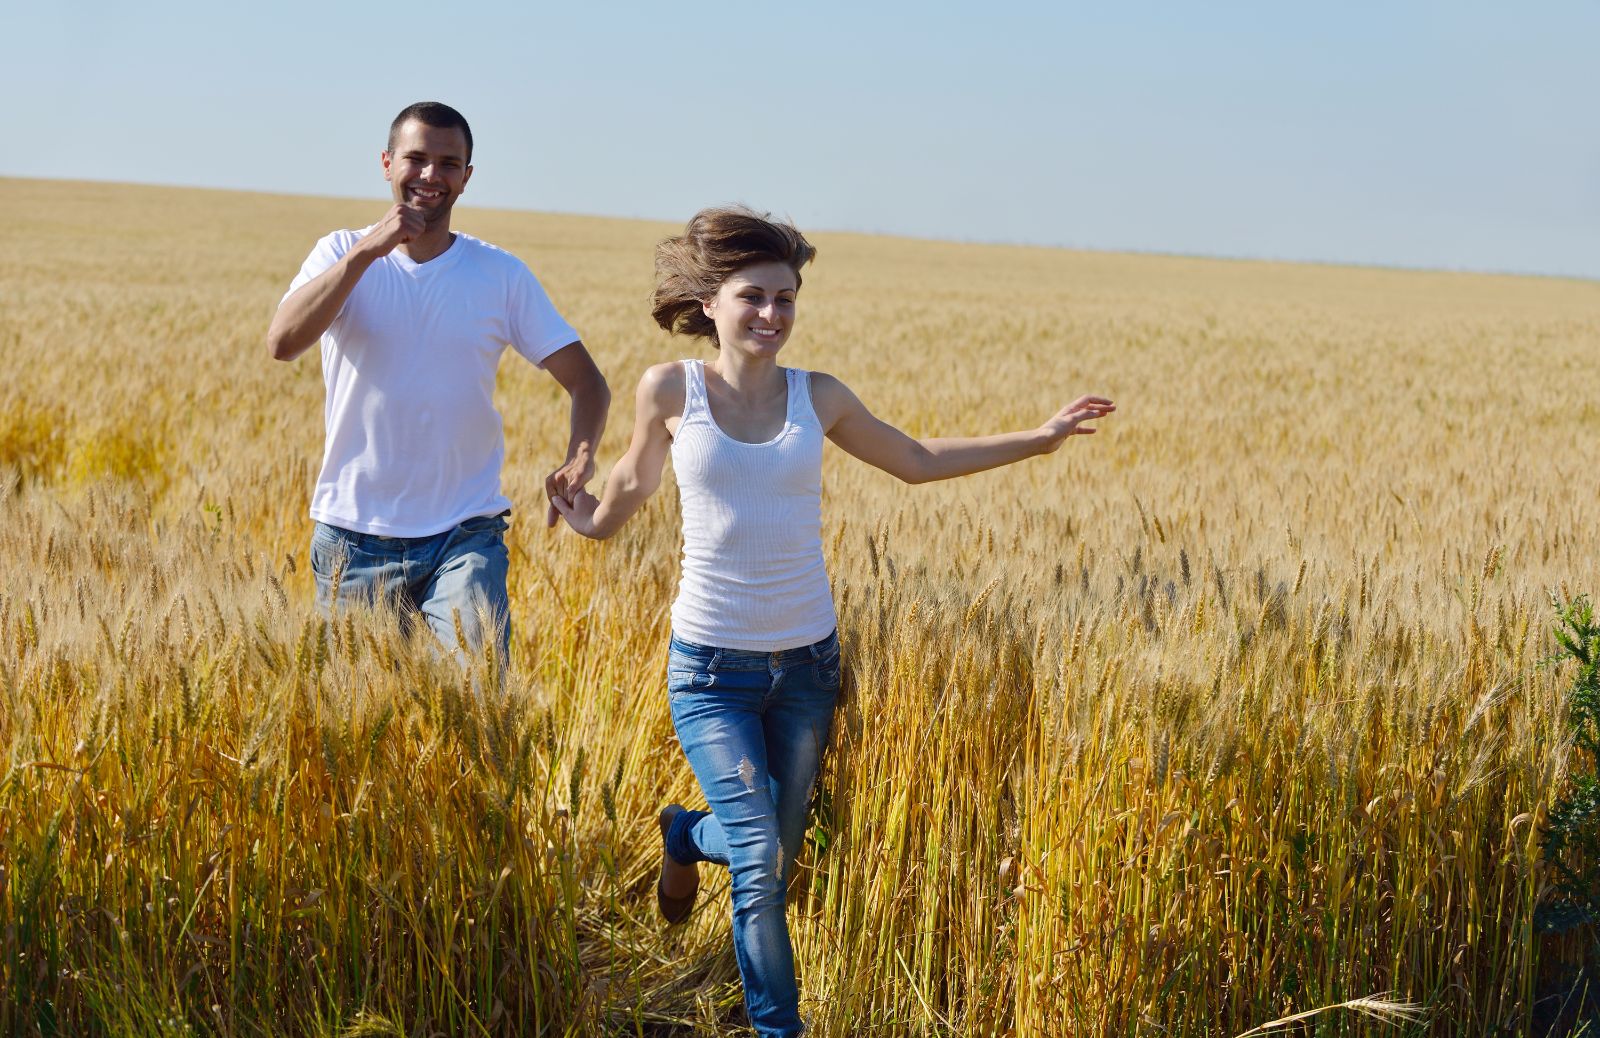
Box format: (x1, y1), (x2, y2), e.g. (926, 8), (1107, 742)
(806, 370), (860, 425)
(638, 360), (688, 417)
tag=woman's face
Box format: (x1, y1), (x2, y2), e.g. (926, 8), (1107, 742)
(704, 261), (798, 358)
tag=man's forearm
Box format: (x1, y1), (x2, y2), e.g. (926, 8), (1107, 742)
(541, 349), (612, 526)
(267, 246), (380, 361)
(562, 373), (611, 465)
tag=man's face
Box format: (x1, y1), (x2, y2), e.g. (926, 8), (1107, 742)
(382, 120), (472, 227)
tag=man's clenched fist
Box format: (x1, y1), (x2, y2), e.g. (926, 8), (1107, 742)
(362, 204), (427, 257)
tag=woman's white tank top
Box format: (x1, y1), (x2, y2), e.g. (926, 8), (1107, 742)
(668, 359), (836, 651)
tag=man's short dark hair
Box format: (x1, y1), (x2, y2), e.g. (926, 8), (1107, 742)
(388, 102), (473, 163)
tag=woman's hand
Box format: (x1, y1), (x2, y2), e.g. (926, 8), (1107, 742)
(1038, 396), (1116, 452)
(550, 488), (603, 538)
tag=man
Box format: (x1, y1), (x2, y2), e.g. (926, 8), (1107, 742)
(268, 101), (609, 662)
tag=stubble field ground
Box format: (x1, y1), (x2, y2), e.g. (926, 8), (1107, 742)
(1, 178), (1598, 1035)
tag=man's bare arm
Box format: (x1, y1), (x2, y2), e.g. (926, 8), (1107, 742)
(267, 204), (425, 361)
(541, 341), (612, 526)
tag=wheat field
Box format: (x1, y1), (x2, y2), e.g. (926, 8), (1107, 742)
(2, 177), (1597, 1036)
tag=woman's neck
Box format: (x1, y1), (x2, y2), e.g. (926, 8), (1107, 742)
(710, 350), (784, 399)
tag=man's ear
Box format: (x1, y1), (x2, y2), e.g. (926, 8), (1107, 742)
(381, 151), (393, 181)
(461, 164), (473, 192)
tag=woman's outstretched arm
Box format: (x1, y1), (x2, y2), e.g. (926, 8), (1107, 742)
(811, 373), (1113, 484)
(551, 362), (683, 539)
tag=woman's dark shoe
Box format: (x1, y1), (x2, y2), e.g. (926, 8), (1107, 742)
(657, 804), (699, 925)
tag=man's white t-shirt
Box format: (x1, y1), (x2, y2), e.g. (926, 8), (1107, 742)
(284, 228), (579, 538)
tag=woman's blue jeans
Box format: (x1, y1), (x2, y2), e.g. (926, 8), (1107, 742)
(664, 630), (841, 1038)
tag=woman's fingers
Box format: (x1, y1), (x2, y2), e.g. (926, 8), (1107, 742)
(550, 476), (569, 527)
(1054, 401), (1114, 436)
(1056, 398), (1115, 424)
(553, 503), (587, 534)
(547, 483), (579, 527)
(549, 491), (600, 535)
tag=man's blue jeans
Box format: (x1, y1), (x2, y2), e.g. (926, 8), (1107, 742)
(308, 512), (512, 662)
(664, 630), (841, 1038)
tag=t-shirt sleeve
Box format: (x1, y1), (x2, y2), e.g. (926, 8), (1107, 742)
(280, 230), (354, 307)
(507, 263), (581, 368)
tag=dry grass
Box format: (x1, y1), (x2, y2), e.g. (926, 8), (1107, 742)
(1, 176), (1597, 1035)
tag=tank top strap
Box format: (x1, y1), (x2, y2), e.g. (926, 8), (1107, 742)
(788, 368), (820, 429)
(681, 359), (709, 422)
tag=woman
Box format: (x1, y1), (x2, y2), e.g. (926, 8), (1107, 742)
(551, 207), (1113, 1036)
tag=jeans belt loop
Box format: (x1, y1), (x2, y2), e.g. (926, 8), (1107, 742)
(709, 647), (723, 672)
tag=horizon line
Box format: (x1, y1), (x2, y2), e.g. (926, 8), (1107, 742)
(9, 172), (1597, 287)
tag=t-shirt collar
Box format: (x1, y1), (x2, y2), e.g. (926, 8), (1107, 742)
(384, 231), (465, 276)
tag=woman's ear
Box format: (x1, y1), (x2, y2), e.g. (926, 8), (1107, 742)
(701, 297), (716, 320)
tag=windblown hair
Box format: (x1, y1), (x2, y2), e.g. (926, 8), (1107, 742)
(388, 101), (474, 163)
(652, 206), (817, 345)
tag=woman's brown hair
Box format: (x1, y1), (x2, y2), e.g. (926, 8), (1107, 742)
(652, 206), (817, 346)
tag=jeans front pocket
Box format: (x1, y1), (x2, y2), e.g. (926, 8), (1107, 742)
(667, 666), (715, 697)
(813, 633), (843, 691)
(310, 523), (351, 579)
(457, 512), (510, 539)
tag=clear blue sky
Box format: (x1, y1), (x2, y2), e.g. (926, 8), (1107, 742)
(9, 2), (1598, 279)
